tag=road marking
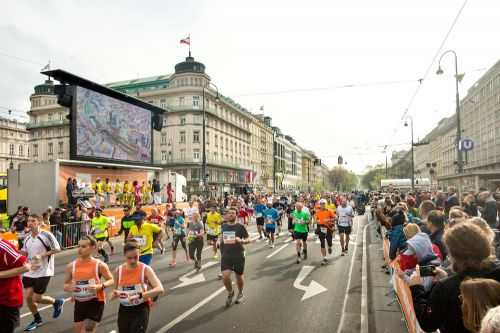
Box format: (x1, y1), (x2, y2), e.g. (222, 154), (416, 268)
(156, 286), (227, 333)
(293, 265), (328, 301)
(360, 220), (373, 333)
(172, 261), (219, 289)
(336, 216), (362, 333)
(20, 297), (72, 319)
(266, 241), (290, 259)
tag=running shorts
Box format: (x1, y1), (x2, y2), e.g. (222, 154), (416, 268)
(22, 276), (51, 294)
(221, 256), (245, 275)
(207, 234), (219, 242)
(265, 225), (276, 234)
(118, 303), (150, 333)
(0, 305), (20, 333)
(293, 231), (308, 242)
(74, 299), (105, 323)
(338, 225), (352, 235)
(256, 217), (265, 226)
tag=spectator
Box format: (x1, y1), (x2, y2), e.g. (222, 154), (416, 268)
(464, 194), (479, 218)
(460, 278), (500, 333)
(409, 223), (500, 333)
(449, 208), (469, 227)
(66, 178), (73, 205)
(388, 210), (407, 260)
(418, 200), (436, 234)
(469, 217), (496, 248)
(400, 223), (441, 271)
(479, 192), (499, 228)
(481, 305), (500, 333)
(445, 186), (460, 216)
(152, 179), (162, 204)
(428, 210), (447, 260)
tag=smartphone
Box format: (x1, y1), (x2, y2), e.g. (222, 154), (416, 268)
(420, 265), (437, 277)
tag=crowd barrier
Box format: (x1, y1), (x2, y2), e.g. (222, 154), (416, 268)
(382, 232), (425, 333)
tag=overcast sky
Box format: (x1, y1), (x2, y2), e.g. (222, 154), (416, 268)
(2, 0), (499, 173)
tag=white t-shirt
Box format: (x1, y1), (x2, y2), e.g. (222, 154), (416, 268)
(183, 207), (199, 222)
(22, 230), (60, 278)
(337, 205), (354, 227)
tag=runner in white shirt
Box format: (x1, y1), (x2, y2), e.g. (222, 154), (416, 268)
(20, 214), (64, 331)
(182, 201), (199, 224)
(336, 199), (354, 256)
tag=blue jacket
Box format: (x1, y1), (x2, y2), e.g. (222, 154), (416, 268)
(389, 224), (406, 260)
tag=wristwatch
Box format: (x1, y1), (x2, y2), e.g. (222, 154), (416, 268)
(138, 292), (143, 299)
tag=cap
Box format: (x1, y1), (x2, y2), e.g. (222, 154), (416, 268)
(319, 199), (327, 204)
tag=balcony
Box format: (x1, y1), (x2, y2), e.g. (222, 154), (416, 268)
(159, 157), (250, 170)
(26, 119), (69, 129)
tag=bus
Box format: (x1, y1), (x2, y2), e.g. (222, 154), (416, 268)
(0, 172), (8, 228)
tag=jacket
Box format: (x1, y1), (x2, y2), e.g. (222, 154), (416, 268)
(405, 232), (437, 264)
(411, 260), (500, 333)
(429, 227), (447, 260)
(388, 224), (406, 260)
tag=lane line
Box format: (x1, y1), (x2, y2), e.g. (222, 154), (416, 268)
(266, 242), (290, 259)
(361, 217), (373, 333)
(156, 286), (227, 333)
(20, 297), (72, 319)
(336, 215), (363, 333)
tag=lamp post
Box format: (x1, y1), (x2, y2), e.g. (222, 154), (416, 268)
(202, 82), (219, 197)
(404, 116), (415, 192)
(436, 50), (463, 174)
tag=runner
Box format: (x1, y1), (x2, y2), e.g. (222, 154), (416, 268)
(314, 199), (336, 265)
(0, 236), (30, 333)
(118, 206), (135, 243)
(169, 210), (188, 267)
(63, 235), (114, 333)
(127, 213), (162, 266)
(10, 208), (28, 249)
(20, 214), (64, 331)
(103, 178), (112, 208)
(254, 199), (266, 240)
(206, 205), (223, 260)
(219, 207), (250, 307)
(112, 242), (164, 333)
(291, 202), (311, 264)
(147, 208), (166, 254)
(262, 203), (279, 248)
(187, 212), (204, 270)
(273, 198), (286, 237)
(337, 199), (354, 256)
(91, 208), (111, 263)
(183, 201), (199, 224)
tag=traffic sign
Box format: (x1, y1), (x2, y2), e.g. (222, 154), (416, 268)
(458, 139), (474, 151)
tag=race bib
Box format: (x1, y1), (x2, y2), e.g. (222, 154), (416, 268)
(17, 231), (26, 239)
(119, 284), (144, 306)
(133, 236), (146, 247)
(223, 231), (236, 244)
(207, 228), (216, 236)
(294, 218), (305, 225)
(73, 279), (97, 301)
(256, 213), (262, 218)
(320, 227), (328, 234)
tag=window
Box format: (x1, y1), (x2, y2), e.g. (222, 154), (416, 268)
(168, 151), (172, 161)
(214, 152), (218, 161)
(206, 131), (210, 145)
(59, 113), (63, 121)
(214, 134), (218, 147)
(58, 142), (63, 154)
(161, 133), (167, 145)
(191, 168), (200, 180)
(180, 131), (186, 143)
(33, 116), (38, 124)
(148, 100), (154, 105)
(160, 99), (166, 109)
(48, 142), (53, 155)
(9, 144), (14, 156)
(48, 113), (53, 121)
(19, 145), (23, 156)
(193, 149), (200, 161)
(193, 115), (202, 124)
(33, 144), (38, 157)
(193, 131), (200, 143)
(161, 151), (167, 161)
(193, 96), (200, 108)
(180, 149), (186, 160)
(180, 117), (186, 125)
(179, 97), (185, 106)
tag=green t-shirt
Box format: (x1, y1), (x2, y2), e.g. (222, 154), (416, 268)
(91, 216), (109, 238)
(291, 210), (310, 233)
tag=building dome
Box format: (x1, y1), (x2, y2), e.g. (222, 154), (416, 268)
(33, 79), (55, 95)
(174, 56), (206, 75)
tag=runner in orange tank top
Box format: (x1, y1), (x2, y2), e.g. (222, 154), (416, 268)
(111, 242), (164, 333)
(63, 235), (114, 333)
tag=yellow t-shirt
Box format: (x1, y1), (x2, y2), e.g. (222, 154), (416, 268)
(103, 183), (112, 193)
(114, 182), (122, 193)
(206, 212), (222, 236)
(93, 182), (103, 194)
(325, 203), (336, 214)
(128, 222), (161, 255)
(123, 183), (132, 193)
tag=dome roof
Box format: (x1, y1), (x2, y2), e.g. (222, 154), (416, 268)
(34, 79), (55, 95)
(174, 56), (206, 75)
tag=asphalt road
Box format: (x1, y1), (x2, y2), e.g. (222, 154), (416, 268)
(16, 215), (367, 333)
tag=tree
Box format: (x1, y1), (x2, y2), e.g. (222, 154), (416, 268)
(329, 166), (358, 192)
(361, 165), (385, 190)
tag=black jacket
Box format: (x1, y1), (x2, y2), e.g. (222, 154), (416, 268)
(482, 198), (498, 227)
(411, 260), (500, 333)
(429, 227), (447, 259)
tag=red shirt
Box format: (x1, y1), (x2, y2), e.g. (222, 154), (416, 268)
(0, 239), (27, 307)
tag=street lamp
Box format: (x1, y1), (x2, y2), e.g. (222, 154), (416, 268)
(436, 50), (463, 174)
(202, 82), (219, 198)
(404, 116), (415, 192)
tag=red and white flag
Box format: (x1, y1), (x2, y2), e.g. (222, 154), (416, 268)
(180, 36), (190, 45)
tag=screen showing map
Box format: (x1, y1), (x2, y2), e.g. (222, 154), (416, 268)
(74, 86), (152, 164)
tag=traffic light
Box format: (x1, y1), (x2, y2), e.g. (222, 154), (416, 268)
(54, 84), (74, 108)
(338, 155), (343, 165)
(152, 112), (163, 131)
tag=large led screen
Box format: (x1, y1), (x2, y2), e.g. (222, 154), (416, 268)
(74, 86), (152, 164)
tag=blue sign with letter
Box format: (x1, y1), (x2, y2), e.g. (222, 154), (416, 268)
(458, 139), (474, 151)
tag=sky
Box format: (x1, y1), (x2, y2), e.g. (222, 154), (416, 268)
(1, 0), (499, 174)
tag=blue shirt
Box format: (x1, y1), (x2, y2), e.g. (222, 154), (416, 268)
(263, 208), (279, 224)
(174, 216), (186, 236)
(254, 204), (266, 217)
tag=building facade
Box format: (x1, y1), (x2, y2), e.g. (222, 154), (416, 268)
(273, 128), (302, 191)
(249, 115), (273, 192)
(0, 117), (29, 173)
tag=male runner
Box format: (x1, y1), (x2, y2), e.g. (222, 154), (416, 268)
(314, 199), (336, 264)
(206, 205), (223, 260)
(337, 199), (354, 255)
(112, 242), (164, 333)
(262, 203), (279, 248)
(21, 214), (64, 331)
(91, 209), (111, 263)
(291, 202), (311, 264)
(118, 206), (135, 243)
(63, 235), (114, 333)
(219, 207), (250, 306)
(127, 213), (162, 266)
(253, 199), (266, 240)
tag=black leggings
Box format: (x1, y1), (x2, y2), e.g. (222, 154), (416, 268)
(118, 303), (149, 333)
(172, 235), (187, 251)
(318, 231), (333, 249)
(189, 238), (204, 261)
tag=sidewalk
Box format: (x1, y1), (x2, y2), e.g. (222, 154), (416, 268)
(366, 216), (408, 333)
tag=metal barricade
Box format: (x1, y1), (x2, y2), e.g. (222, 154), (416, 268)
(50, 221), (87, 249)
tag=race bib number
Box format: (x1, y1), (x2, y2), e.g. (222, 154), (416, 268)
(223, 231), (236, 244)
(266, 218), (274, 225)
(320, 227), (328, 234)
(207, 228), (216, 236)
(73, 279), (97, 300)
(133, 236), (146, 247)
(294, 218), (305, 225)
(256, 213), (262, 218)
(119, 285), (144, 306)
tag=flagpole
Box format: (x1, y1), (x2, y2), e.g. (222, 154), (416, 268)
(189, 34), (191, 57)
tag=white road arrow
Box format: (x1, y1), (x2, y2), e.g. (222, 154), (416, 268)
(172, 261), (218, 289)
(293, 265), (328, 301)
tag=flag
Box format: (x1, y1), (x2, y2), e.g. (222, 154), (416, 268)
(180, 36), (190, 45)
(41, 61), (50, 71)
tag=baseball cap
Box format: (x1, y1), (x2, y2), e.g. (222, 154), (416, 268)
(319, 199), (327, 204)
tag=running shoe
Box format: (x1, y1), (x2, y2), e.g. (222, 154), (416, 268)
(321, 258), (328, 265)
(302, 251), (307, 260)
(235, 292), (244, 304)
(226, 290), (235, 307)
(296, 257), (301, 264)
(328, 247), (333, 255)
(53, 298), (65, 318)
(24, 320), (43, 331)
(169, 261), (177, 267)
